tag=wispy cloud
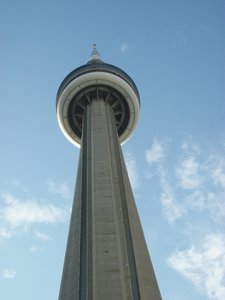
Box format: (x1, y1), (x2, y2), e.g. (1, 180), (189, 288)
(0, 226), (11, 240)
(47, 178), (70, 199)
(145, 135), (225, 300)
(146, 138), (168, 165)
(168, 234), (225, 300)
(176, 156), (201, 190)
(35, 231), (49, 241)
(0, 192), (68, 243)
(124, 152), (141, 190)
(210, 156), (225, 189)
(158, 167), (184, 222)
(146, 137), (225, 223)
(176, 150), (225, 222)
(13, 180), (29, 194)
(146, 136), (225, 298)
(0, 192), (67, 228)
(146, 138), (184, 222)
(181, 138), (200, 155)
(1, 269), (16, 279)
(30, 246), (41, 252)
(120, 42), (129, 53)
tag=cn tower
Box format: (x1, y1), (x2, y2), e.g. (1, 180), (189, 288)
(56, 45), (162, 300)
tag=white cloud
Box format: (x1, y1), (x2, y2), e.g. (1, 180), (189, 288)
(146, 137), (225, 223)
(30, 246), (41, 252)
(146, 139), (167, 165)
(181, 137), (201, 155)
(0, 192), (68, 229)
(168, 234), (225, 300)
(145, 137), (225, 298)
(13, 180), (29, 194)
(210, 156), (225, 189)
(47, 178), (70, 199)
(183, 189), (206, 211)
(1, 269), (16, 279)
(158, 167), (184, 222)
(176, 156), (201, 190)
(124, 152), (140, 190)
(0, 226), (11, 240)
(145, 138), (185, 222)
(35, 231), (49, 241)
(120, 42), (129, 53)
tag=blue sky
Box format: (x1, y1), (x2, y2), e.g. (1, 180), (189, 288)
(0, 1), (224, 299)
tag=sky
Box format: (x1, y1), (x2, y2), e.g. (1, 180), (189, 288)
(0, 0), (225, 299)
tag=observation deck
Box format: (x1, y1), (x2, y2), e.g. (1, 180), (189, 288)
(56, 46), (140, 147)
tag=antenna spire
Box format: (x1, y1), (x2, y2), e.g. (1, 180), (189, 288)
(88, 43), (103, 63)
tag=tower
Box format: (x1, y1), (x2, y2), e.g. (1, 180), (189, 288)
(56, 45), (162, 300)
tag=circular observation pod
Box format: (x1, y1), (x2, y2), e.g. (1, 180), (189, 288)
(56, 59), (140, 148)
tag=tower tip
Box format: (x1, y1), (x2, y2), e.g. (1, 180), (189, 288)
(88, 43), (103, 63)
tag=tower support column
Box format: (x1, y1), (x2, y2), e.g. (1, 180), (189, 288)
(58, 99), (161, 300)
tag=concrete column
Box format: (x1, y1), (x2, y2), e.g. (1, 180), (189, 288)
(58, 99), (161, 300)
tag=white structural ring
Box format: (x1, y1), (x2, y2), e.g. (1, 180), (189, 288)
(57, 71), (140, 148)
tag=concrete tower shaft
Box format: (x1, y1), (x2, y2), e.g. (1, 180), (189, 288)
(56, 48), (162, 300)
(58, 99), (161, 299)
